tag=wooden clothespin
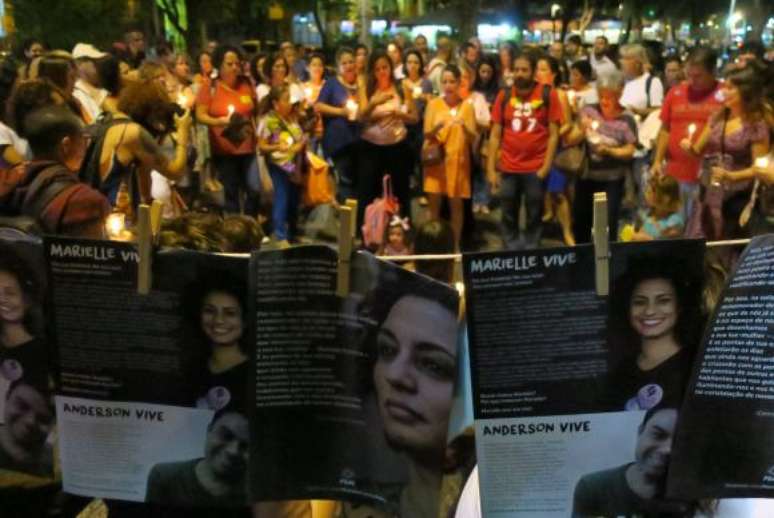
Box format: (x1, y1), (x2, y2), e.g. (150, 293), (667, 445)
(592, 192), (610, 296)
(137, 204), (152, 295)
(336, 199), (358, 297)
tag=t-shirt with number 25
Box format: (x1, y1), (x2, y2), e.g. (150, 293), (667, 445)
(491, 83), (562, 174)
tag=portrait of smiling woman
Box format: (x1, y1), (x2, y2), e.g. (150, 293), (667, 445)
(184, 275), (248, 412)
(342, 273), (459, 518)
(602, 254), (703, 412)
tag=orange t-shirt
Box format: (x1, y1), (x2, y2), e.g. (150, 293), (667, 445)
(196, 78), (256, 155)
(491, 84), (562, 173)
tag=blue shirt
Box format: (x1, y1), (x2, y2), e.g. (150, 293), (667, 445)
(317, 77), (360, 157)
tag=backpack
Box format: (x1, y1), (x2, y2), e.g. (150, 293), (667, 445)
(78, 112), (132, 190)
(500, 83), (551, 123)
(645, 74), (654, 109)
(1, 161), (108, 236)
(361, 175), (399, 250)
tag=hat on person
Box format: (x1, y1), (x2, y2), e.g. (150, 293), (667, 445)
(72, 43), (107, 60)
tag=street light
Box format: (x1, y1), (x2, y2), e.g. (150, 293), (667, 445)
(728, 11), (742, 28)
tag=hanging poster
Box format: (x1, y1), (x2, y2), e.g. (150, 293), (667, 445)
(668, 235), (774, 500)
(464, 240), (705, 517)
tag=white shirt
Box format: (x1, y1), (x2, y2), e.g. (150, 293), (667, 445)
(621, 73), (664, 112)
(454, 466), (481, 518)
(0, 122), (31, 163)
(589, 54), (618, 79)
(73, 79), (107, 122)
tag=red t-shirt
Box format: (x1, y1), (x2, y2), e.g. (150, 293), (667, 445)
(491, 84), (562, 173)
(660, 81), (723, 182)
(196, 78), (256, 156)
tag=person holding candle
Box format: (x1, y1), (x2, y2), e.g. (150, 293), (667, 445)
(255, 52), (304, 104)
(423, 64), (477, 249)
(301, 52), (326, 151)
(315, 47), (361, 204)
(678, 60), (770, 239)
(401, 49), (433, 201)
(195, 44), (258, 216)
(567, 70), (638, 243)
(258, 84), (305, 246)
(356, 49), (418, 225)
(568, 60), (598, 114)
(651, 47), (723, 222)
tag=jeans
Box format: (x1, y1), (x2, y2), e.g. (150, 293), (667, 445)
(330, 144), (358, 205)
(267, 162), (300, 241)
(573, 177), (625, 244)
(679, 181), (700, 226)
(212, 154), (259, 215)
(499, 172), (543, 249)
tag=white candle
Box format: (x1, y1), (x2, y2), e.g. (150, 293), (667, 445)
(591, 120), (599, 132)
(450, 108), (458, 118)
(345, 99), (358, 120)
(755, 156), (770, 168)
(688, 123), (697, 138)
(304, 87), (313, 100)
(412, 85), (422, 99)
(567, 90), (576, 105)
(105, 212), (126, 239)
(227, 104), (235, 116)
(177, 93), (188, 107)
(285, 135), (294, 146)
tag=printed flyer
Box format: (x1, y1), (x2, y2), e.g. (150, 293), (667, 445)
(0, 236), (55, 485)
(464, 240), (705, 517)
(47, 237), (249, 505)
(250, 246), (460, 517)
(669, 235), (774, 500)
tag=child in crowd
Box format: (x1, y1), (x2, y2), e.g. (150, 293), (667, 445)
(624, 175), (684, 241)
(378, 215), (413, 256)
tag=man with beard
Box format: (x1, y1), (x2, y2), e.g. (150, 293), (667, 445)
(590, 36), (617, 79)
(145, 409), (248, 506)
(487, 52), (561, 249)
(572, 407), (685, 517)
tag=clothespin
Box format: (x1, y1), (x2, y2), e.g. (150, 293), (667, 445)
(336, 199), (358, 297)
(137, 204), (152, 295)
(592, 192), (610, 296)
(149, 199), (164, 241)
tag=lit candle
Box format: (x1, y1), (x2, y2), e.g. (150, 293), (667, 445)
(285, 135), (294, 146)
(227, 104), (235, 116)
(567, 90), (576, 106)
(177, 93), (188, 107)
(591, 120), (599, 132)
(304, 87), (313, 100)
(450, 108), (458, 118)
(412, 85), (422, 99)
(688, 123), (697, 138)
(755, 156), (770, 168)
(105, 212), (126, 240)
(345, 99), (358, 120)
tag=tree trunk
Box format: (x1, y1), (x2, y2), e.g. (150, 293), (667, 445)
(312, 1), (327, 50)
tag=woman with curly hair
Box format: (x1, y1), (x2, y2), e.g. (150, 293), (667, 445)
(80, 78), (192, 213)
(602, 254), (704, 412)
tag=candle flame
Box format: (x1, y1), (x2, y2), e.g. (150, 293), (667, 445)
(106, 213), (125, 239)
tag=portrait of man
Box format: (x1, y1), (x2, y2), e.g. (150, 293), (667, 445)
(572, 406), (686, 517)
(0, 377), (55, 477)
(145, 408), (248, 506)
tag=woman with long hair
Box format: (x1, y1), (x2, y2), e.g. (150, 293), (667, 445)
(497, 41), (516, 88)
(32, 52), (90, 123)
(424, 64), (478, 249)
(401, 48), (433, 201)
(356, 50), (418, 225)
(315, 47), (361, 204)
(195, 44), (258, 216)
(681, 60), (771, 239)
(603, 255), (703, 411)
(256, 52), (303, 103)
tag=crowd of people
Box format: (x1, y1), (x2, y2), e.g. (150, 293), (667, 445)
(0, 28), (773, 255)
